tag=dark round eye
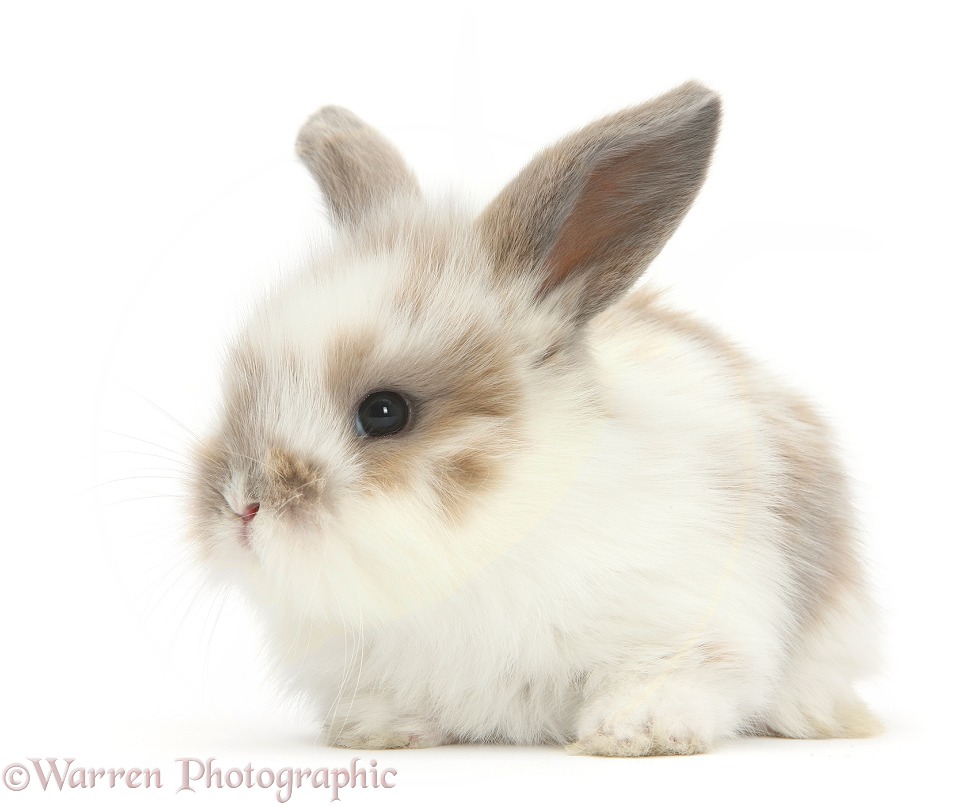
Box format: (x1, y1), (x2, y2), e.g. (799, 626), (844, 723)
(355, 391), (411, 437)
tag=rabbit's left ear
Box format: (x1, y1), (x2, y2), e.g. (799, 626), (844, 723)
(296, 106), (420, 228)
(478, 82), (720, 324)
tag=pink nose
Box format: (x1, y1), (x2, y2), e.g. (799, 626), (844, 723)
(241, 503), (260, 524)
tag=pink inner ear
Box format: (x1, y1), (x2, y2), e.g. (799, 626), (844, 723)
(478, 85), (719, 322)
(540, 144), (665, 301)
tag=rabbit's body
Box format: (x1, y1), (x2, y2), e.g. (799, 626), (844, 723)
(191, 83), (879, 755)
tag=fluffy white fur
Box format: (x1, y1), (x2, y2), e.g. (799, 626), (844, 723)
(191, 83), (880, 756)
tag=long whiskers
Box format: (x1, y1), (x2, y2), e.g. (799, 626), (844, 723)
(99, 429), (190, 460)
(118, 384), (200, 442)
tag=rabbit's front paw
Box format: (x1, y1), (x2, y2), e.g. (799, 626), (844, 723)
(567, 691), (712, 757)
(567, 657), (757, 756)
(320, 698), (447, 750)
(329, 729), (444, 750)
(567, 721), (706, 757)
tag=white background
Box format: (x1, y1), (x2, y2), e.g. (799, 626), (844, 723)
(1, 1), (973, 804)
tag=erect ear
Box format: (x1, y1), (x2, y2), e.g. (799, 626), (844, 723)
(478, 81), (720, 324)
(296, 106), (420, 228)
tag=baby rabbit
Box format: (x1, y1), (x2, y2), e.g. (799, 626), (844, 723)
(189, 81), (880, 755)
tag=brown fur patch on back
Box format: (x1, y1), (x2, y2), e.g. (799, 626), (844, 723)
(765, 396), (863, 628)
(605, 286), (865, 630)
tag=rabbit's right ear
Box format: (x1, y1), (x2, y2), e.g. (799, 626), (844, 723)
(296, 106), (420, 228)
(478, 82), (720, 325)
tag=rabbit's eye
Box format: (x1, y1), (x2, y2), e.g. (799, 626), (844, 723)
(355, 391), (411, 437)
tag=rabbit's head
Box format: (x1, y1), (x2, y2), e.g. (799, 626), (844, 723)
(189, 82), (720, 625)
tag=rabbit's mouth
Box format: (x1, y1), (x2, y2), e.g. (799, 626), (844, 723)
(227, 500), (260, 549)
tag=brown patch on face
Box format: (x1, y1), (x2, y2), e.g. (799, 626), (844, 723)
(432, 448), (496, 523)
(350, 323), (521, 521)
(266, 445), (328, 508)
(324, 329), (381, 406)
(356, 439), (421, 496)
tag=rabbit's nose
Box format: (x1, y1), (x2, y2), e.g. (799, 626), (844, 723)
(241, 502), (260, 524)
